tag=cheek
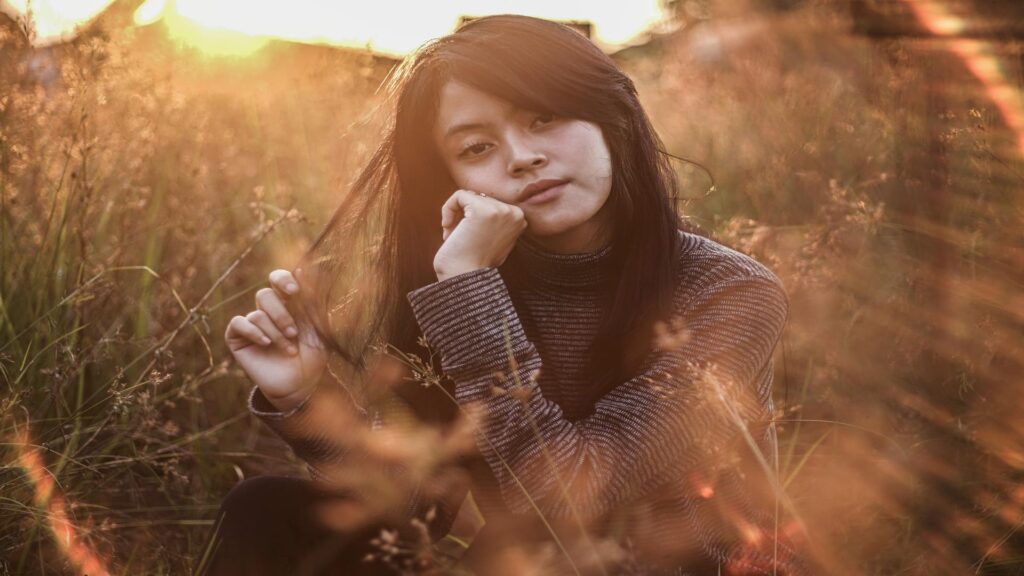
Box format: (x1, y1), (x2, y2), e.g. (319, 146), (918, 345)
(446, 163), (477, 191)
(446, 166), (467, 189)
(576, 144), (613, 195)
(567, 124), (613, 179)
(580, 158), (613, 213)
(451, 164), (503, 195)
(590, 137), (614, 180)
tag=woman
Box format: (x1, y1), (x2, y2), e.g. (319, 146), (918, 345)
(203, 14), (801, 576)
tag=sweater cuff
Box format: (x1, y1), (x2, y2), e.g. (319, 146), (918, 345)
(248, 385), (314, 421)
(406, 267), (534, 380)
(247, 379), (358, 469)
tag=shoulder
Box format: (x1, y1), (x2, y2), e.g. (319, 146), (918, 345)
(675, 230), (783, 286)
(672, 229), (788, 312)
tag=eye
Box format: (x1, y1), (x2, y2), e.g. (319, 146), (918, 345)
(531, 113), (556, 129)
(458, 141), (493, 159)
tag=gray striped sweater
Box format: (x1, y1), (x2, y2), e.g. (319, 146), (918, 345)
(249, 230), (798, 574)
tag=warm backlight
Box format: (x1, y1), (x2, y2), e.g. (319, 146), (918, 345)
(6, 0), (668, 56)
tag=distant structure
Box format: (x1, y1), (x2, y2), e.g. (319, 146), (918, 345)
(457, 15), (592, 40)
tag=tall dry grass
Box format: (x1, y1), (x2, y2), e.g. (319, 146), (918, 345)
(626, 6), (1024, 573)
(0, 16), (391, 574)
(2, 3), (1023, 574)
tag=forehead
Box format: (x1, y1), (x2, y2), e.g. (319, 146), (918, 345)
(433, 81), (518, 141)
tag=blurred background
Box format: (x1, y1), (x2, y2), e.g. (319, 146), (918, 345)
(1, 0), (1022, 573)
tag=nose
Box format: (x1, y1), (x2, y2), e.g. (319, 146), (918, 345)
(506, 134), (547, 176)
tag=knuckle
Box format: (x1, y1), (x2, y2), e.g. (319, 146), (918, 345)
(255, 287), (274, 301)
(246, 310), (266, 322)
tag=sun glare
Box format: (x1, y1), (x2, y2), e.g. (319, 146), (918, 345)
(4, 0), (113, 39)
(132, 0), (163, 25)
(9, 0), (668, 55)
(134, 0), (270, 57)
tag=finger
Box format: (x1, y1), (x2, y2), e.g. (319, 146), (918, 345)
(268, 269), (299, 296)
(246, 310), (297, 355)
(440, 189), (486, 239)
(225, 315), (272, 349)
(255, 287), (298, 339)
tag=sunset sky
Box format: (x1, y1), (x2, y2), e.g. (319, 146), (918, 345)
(2, 0), (670, 55)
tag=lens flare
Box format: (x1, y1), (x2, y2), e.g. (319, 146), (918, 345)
(14, 427), (111, 576)
(903, 0), (1024, 159)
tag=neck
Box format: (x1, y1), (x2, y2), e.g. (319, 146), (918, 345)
(507, 233), (616, 290)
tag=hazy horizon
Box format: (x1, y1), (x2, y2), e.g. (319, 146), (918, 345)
(2, 0), (670, 55)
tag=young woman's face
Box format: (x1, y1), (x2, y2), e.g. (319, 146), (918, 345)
(432, 81), (614, 253)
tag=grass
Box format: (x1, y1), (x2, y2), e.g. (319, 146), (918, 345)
(2, 3), (1024, 574)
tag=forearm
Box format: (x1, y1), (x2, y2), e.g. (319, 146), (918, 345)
(453, 345), (761, 519)
(408, 270), (786, 519)
(249, 371), (466, 537)
(249, 368), (368, 470)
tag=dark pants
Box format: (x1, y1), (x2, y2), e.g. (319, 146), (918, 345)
(195, 477), (739, 575)
(195, 476), (403, 576)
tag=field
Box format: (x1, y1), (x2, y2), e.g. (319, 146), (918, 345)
(2, 2), (1023, 574)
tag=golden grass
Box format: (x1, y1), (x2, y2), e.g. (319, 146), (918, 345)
(2, 3), (1023, 574)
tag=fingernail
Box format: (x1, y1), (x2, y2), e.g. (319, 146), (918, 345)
(286, 283), (299, 294)
(260, 337), (271, 346)
(286, 345), (298, 356)
(285, 326), (298, 338)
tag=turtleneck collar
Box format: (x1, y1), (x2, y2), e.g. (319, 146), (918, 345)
(506, 233), (616, 289)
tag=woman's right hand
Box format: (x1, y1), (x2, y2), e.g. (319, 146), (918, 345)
(224, 269), (328, 412)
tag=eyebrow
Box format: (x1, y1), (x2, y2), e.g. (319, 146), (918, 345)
(442, 121), (492, 141)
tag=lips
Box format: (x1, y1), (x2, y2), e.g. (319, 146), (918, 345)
(519, 178), (570, 203)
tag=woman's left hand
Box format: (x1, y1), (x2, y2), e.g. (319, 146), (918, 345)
(433, 189), (528, 282)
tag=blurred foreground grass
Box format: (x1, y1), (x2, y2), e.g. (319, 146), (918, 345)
(2, 3), (1023, 574)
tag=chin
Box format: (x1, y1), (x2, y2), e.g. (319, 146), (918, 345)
(523, 218), (575, 239)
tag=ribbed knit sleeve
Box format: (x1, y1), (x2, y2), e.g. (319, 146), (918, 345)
(406, 265), (789, 523)
(248, 373), (468, 540)
(248, 372), (369, 483)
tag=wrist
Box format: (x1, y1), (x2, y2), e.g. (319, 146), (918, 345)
(263, 375), (323, 413)
(435, 262), (487, 282)
(265, 386), (314, 413)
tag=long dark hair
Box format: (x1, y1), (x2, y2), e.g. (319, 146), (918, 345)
(301, 14), (682, 425)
